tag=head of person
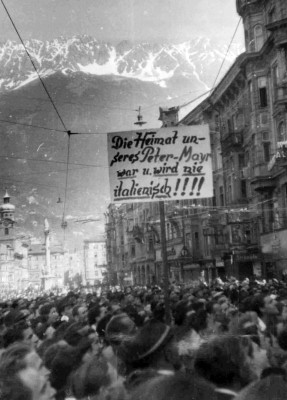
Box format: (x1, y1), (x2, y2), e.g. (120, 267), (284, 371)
(39, 303), (59, 325)
(262, 294), (279, 316)
(57, 297), (74, 320)
(129, 372), (217, 400)
(119, 319), (181, 373)
(70, 353), (115, 399)
(235, 375), (287, 400)
(105, 312), (137, 350)
(194, 335), (255, 391)
(2, 320), (39, 348)
(72, 305), (88, 324)
(0, 342), (55, 400)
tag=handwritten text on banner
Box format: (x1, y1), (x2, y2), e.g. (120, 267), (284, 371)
(107, 125), (213, 203)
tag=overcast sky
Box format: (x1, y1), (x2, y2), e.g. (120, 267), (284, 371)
(0, 0), (244, 45)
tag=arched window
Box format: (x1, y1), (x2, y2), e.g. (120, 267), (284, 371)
(254, 25), (263, 51)
(278, 121), (286, 142)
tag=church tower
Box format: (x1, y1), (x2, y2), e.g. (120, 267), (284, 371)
(0, 190), (15, 238)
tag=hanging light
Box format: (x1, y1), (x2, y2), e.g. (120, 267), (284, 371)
(134, 106), (147, 126)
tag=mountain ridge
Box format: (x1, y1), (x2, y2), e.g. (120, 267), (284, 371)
(0, 35), (243, 92)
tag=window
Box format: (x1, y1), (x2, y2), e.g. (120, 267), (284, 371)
(239, 154), (245, 169)
(186, 233), (192, 249)
(263, 142), (271, 162)
(219, 186), (224, 206)
(166, 223), (171, 240)
(241, 180), (247, 198)
(131, 244), (135, 257)
(278, 122), (286, 142)
(216, 146), (222, 169)
(248, 81), (254, 111)
(4, 228), (8, 236)
(227, 176), (232, 204)
(194, 232), (199, 249)
(272, 63), (279, 90)
(254, 25), (264, 51)
(213, 189), (216, 207)
(258, 77), (268, 107)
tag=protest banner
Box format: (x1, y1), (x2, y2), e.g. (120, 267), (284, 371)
(107, 125), (213, 203)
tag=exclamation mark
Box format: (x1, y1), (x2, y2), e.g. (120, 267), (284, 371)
(181, 177), (189, 196)
(190, 177), (198, 195)
(197, 177), (205, 196)
(174, 178), (181, 196)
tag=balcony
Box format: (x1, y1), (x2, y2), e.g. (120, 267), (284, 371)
(250, 174), (276, 193)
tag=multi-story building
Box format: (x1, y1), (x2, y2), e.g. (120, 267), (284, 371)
(0, 190), (30, 292)
(83, 239), (107, 285)
(105, 197), (220, 286)
(105, 0), (287, 283)
(180, 0), (287, 279)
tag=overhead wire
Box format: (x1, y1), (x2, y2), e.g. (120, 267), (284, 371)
(0, 118), (67, 133)
(0, 0), (77, 243)
(211, 17), (242, 90)
(0, 0), (69, 133)
(0, 154), (108, 168)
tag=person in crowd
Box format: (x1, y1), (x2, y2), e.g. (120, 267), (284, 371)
(57, 296), (75, 323)
(194, 335), (256, 398)
(0, 342), (56, 400)
(72, 304), (88, 324)
(235, 374), (287, 400)
(128, 372), (218, 400)
(118, 318), (182, 381)
(2, 319), (39, 349)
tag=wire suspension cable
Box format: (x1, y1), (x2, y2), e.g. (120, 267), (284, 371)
(0, 118), (67, 133)
(0, 154), (106, 168)
(211, 17), (242, 90)
(61, 134), (72, 243)
(1, 0), (69, 133)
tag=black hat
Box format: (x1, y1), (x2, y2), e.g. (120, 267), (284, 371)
(105, 313), (137, 345)
(119, 319), (172, 363)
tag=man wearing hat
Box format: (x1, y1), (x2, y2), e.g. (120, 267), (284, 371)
(118, 318), (181, 377)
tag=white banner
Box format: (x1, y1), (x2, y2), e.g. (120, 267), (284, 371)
(107, 125), (213, 203)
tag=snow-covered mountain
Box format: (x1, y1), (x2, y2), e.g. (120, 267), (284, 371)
(0, 36), (243, 248)
(0, 36), (243, 92)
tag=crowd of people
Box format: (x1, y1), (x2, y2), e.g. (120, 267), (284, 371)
(1, 277), (287, 400)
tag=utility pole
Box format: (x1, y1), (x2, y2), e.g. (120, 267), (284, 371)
(159, 200), (171, 324)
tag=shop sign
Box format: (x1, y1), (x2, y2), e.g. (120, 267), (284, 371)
(234, 253), (259, 261)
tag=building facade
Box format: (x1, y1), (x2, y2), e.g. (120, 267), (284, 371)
(83, 239), (107, 285)
(180, 0), (287, 279)
(105, 0), (287, 283)
(0, 191), (30, 292)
